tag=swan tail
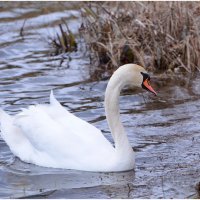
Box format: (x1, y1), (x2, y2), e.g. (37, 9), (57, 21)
(0, 109), (36, 162)
(0, 108), (12, 131)
(0, 108), (10, 122)
(0, 108), (15, 142)
(0, 109), (23, 144)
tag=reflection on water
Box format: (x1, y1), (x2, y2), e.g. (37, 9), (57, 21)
(0, 2), (199, 199)
(1, 158), (135, 198)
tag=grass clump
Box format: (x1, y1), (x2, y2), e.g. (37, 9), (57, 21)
(50, 21), (77, 55)
(80, 2), (200, 79)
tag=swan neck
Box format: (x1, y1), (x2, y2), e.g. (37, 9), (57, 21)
(104, 69), (131, 151)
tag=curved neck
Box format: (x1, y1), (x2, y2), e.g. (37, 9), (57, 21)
(104, 67), (133, 152)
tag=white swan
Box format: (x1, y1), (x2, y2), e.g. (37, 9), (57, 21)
(0, 64), (156, 172)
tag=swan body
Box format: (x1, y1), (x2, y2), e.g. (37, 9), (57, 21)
(0, 64), (156, 172)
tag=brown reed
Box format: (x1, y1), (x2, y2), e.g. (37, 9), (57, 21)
(80, 2), (200, 79)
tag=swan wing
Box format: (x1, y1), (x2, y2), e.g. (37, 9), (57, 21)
(3, 92), (115, 169)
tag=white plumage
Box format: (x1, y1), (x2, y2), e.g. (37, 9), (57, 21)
(0, 64), (156, 172)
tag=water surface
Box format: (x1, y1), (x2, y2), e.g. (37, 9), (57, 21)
(0, 2), (199, 198)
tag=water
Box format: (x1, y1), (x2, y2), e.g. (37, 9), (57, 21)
(0, 2), (199, 198)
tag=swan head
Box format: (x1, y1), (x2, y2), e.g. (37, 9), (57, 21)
(117, 64), (157, 96)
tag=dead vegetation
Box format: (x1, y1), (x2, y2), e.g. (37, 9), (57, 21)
(49, 21), (77, 55)
(196, 182), (200, 198)
(80, 2), (200, 79)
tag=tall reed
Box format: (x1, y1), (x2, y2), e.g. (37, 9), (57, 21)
(80, 2), (200, 79)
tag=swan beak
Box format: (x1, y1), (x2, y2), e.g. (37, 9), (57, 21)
(142, 79), (157, 96)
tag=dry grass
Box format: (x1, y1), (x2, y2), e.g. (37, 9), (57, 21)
(50, 21), (77, 55)
(80, 2), (200, 79)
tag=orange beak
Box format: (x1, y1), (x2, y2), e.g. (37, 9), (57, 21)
(143, 79), (157, 96)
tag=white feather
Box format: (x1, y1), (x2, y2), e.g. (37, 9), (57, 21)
(0, 64), (150, 172)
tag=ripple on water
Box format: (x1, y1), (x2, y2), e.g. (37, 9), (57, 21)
(0, 1), (199, 199)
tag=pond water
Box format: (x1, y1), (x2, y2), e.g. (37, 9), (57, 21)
(0, 2), (199, 199)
